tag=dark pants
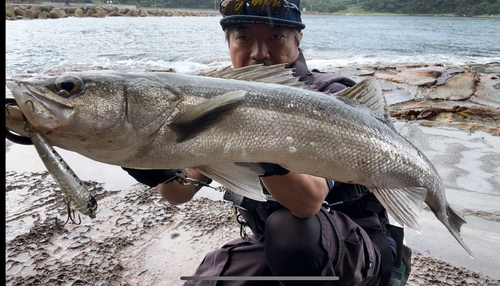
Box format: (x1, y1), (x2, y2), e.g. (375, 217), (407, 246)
(183, 207), (382, 286)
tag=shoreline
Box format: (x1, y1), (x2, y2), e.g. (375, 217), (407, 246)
(6, 4), (500, 20)
(5, 173), (500, 285)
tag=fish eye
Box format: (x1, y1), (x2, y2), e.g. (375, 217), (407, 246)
(54, 76), (85, 97)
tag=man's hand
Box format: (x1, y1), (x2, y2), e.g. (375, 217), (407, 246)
(258, 163), (290, 177)
(121, 167), (186, 188)
(122, 167), (211, 205)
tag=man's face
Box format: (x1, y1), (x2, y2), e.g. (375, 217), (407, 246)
(228, 24), (301, 69)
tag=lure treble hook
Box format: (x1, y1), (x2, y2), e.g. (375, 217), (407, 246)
(62, 199), (82, 225)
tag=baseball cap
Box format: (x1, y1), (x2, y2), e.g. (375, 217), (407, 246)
(219, 0), (306, 30)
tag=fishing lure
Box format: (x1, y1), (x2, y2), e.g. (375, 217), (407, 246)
(26, 125), (98, 219)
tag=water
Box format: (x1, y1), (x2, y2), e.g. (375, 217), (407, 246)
(6, 15), (500, 76)
(301, 15), (500, 66)
(6, 16), (229, 74)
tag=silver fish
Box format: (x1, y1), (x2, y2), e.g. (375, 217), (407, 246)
(26, 124), (98, 218)
(5, 64), (471, 256)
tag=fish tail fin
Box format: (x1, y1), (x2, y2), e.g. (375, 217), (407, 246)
(443, 206), (474, 258)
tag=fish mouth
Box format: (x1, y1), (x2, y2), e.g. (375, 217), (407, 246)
(6, 81), (73, 130)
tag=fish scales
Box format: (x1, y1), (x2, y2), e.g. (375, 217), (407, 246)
(6, 65), (472, 256)
(161, 75), (425, 188)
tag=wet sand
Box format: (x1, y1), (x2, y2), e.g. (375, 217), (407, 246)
(5, 62), (500, 285)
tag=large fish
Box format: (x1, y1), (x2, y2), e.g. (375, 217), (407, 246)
(5, 64), (472, 256)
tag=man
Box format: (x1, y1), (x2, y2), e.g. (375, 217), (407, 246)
(123, 0), (411, 285)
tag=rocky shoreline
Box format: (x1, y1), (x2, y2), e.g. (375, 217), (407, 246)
(5, 171), (500, 286)
(5, 4), (211, 20)
(320, 61), (500, 136)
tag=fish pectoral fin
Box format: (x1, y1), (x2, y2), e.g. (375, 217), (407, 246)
(370, 186), (427, 232)
(194, 163), (267, 202)
(169, 90), (247, 143)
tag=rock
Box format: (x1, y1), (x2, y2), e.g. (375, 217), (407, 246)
(108, 11), (122, 17)
(435, 68), (465, 85)
(14, 7), (25, 17)
(40, 5), (52, 12)
(74, 8), (84, 17)
(374, 66), (397, 71)
(358, 70), (375, 76)
(471, 74), (500, 107)
(22, 9), (33, 19)
(6, 4), (15, 18)
(420, 71), (475, 100)
(6, 5), (216, 19)
(85, 8), (94, 17)
(375, 67), (482, 101)
(49, 8), (60, 18)
(147, 9), (159, 16)
(65, 7), (77, 15)
(38, 11), (48, 19)
(389, 105), (500, 136)
(376, 69), (443, 86)
(125, 9), (139, 17)
(102, 5), (116, 13)
(29, 5), (41, 18)
(57, 8), (67, 18)
(96, 8), (106, 17)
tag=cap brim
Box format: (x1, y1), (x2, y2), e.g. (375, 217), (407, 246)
(220, 15), (306, 30)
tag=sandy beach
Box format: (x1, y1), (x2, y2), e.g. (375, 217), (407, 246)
(5, 62), (500, 285)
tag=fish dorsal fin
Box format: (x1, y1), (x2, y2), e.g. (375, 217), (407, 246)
(169, 90), (246, 143)
(370, 186), (427, 232)
(203, 64), (305, 88)
(336, 78), (393, 127)
(194, 163), (267, 202)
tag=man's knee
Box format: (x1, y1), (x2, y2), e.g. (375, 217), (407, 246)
(265, 208), (319, 244)
(265, 208), (296, 231)
(264, 209), (327, 276)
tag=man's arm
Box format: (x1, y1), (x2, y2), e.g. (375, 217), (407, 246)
(260, 173), (329, 218)
(123, 165), (328, 216)
(122, 167), (210, 205)
(156, 169), (210, 204)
